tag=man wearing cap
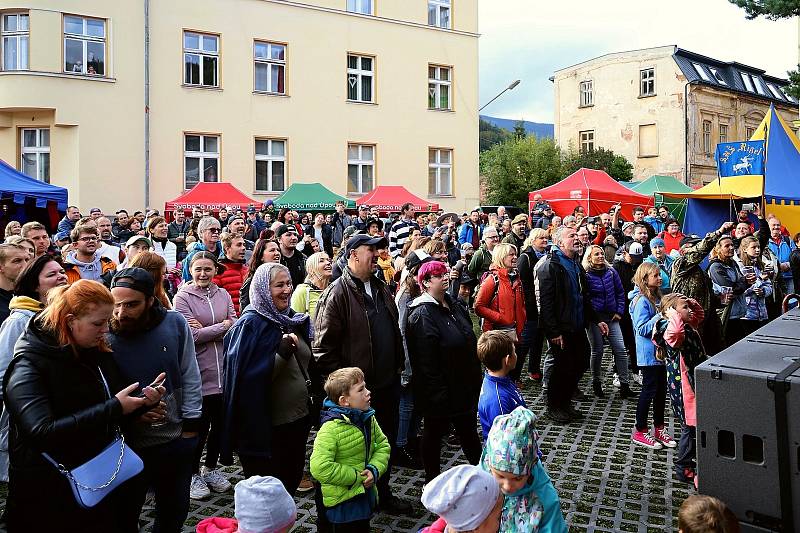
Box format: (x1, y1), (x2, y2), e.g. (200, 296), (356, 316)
(534, 225), (601, 423)
(467, 226), (500, 282)
(57, 205), (80, 234)
(458, 209), (483, 249)
(89, 207), (103, 220)
(503, 214), (528, 250)
(122, 235), (153, 268)
(671, 221), (734, 356)
(352, 205), (370, 232)
(388, 202), (419, 258)
(63, 225), (117, 285)
(313, 233), (412, 515)
(168, 209), (191, 261)
(226, 215), (255, 261)
(182, 217), (223, 281)
(108, 267), (203, 532)
(276, 224), (307, 287)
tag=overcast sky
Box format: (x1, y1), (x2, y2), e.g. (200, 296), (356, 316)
(479, 0), (798, 123)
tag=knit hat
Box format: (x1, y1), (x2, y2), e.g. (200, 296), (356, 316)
(421, 465), (500, 531)
(482, 406), (540, 476)
(234, 476), (296, 533)
(621, 221), (635, 233)
(649, 237), (665, 249)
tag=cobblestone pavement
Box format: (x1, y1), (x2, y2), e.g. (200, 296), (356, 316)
(166, 353), (693, 533)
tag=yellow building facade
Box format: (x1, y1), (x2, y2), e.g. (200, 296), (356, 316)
(553, 46), (798, 187)
(0, 0), (479, 213)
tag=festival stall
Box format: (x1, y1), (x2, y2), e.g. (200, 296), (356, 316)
(272, 183), (355, 211)
(0, 159), (68, 230)
(629, 174), (693, 224)
(164, 182), (262, 219)
(663, 106), (800, 235)
(529, 168), (653, 219)
(356, 185), (439, 213)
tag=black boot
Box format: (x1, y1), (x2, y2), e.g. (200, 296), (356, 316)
(592, 380), (605, 398)
(619, 383), (637, 399)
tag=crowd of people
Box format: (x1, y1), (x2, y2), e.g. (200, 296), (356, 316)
(0, 197), (777, 532)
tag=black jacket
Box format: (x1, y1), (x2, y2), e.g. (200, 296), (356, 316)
(2, 319), (133, 530)
(406, 293), (481, 416)
(517, 246), (542, 320)
(305, 224), (334, 258)
(534, 249), (598, 339)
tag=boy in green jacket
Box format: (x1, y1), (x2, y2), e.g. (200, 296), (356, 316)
(310, 367), (391, 532)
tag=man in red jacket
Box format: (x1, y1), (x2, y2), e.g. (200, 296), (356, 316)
(214, 233), (248, 312)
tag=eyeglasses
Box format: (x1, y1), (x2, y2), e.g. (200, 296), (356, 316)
(78, 236), (99, 242)
(206, 228), (221, 234)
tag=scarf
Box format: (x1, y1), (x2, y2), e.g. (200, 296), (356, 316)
(250, 262), (313, 340)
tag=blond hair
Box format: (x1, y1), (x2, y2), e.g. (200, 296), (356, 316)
(659, 292), (687, 317)
(678, 495), (739, 533)
(490, 243), (517, 270)
(324, 367), (365, 403)
(523, 228), (548, 250)
(581, 244), (610, 270)
(632, 262), (663, 307)
(305, 252), (331, 289)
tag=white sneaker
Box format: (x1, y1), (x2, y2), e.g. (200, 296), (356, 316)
(201, 466), (231, 493)
(633, 371), (643, 386)
(190, 473), (211, 500)
(612, 373), (621, 388)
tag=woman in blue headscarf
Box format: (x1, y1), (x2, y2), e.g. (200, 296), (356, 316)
(220, 262), (314, 493)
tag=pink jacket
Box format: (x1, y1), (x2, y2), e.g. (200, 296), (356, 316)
(663, 301), (704, 426)
(173, 282), (237, 396)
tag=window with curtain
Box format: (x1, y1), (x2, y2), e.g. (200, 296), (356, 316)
(2, 13), (29, 70)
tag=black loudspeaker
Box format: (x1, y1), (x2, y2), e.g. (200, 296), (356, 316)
(695, 309), (800, 533)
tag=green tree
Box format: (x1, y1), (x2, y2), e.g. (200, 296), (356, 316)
(479, 118), (511, 152)
(480, 136), (563, 207)
(561, 147), (634, 182)
(513, 119), (527, 140)
(729, 0), (800, 96)
(728, 0), (800, 19)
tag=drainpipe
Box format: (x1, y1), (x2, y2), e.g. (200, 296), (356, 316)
(144, 0), (150, 208)
(683, 80), (697, 187)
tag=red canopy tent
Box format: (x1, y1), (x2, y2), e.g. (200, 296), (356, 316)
(356, 186), (439, 212)
(529, 168), (653, 220)
(164, 183), (262, 219)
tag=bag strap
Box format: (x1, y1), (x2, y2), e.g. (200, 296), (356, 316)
(42, 435), (128, 491)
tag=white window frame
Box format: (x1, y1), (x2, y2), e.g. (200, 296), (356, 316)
(183, 31), (219, 87)
(640, 68), (655, 97)
(428, 65), (451, 110)
(428, 148), (452, 196)
(184, 134), (220, 189)
(254, 41), (285, 94)
(20, 128), (49, 182)
(347, 0), (373, 15)
(428, 0), (451, 29)
(702, 120), (712, 155)
(347, 143), (375, 194)
(767, 83), (785, 100)
(752, 76), (768, 96)
(579, 130), (594, 153)
(692, 63), (711, 82)
(255, 138), (286, 193)
(2, 13), (29, 71)
(347, 54), (374, 103)
(579, 80), (593, 107)
(740, 72), (754, 92)
(709, 67), (726, 85)
(63, 15), (105, 76)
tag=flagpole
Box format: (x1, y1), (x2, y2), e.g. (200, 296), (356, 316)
(761, 108), (770, 214)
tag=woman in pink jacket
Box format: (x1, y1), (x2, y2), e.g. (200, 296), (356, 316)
(173, 251), (237, 500)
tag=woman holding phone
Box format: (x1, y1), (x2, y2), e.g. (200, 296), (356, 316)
(3, 280), (165, 530)
(708, 236), (755, 347)
(734, 236), (773, 332)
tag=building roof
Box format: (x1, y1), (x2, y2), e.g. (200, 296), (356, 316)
(673, 48), (797, 106)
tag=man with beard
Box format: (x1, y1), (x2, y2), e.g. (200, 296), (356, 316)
(108, 268), (203, 533)
(276, 224), (306, 287)
(502, 214), (528, 250)
(63, 225), (117, 285)
(182, 217), (222, 281)
(632, 223), (652, 257)
(96, 216), (124, 264)
(168, 209), (191, 261)
(313, 234), (413, 516)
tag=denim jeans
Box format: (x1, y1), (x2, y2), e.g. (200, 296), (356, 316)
(675, 423), (697, 472)
(396, 385), (419, 448)
(586, 321), (629, 385)
(635, 365), (666, 431)
(514, 319), (544, 380)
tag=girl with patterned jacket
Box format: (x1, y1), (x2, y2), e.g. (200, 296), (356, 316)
(653, 293), (707, 486)
(480, 407), (567, 533)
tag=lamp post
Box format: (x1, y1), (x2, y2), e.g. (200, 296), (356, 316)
(479, 79), (521, 112)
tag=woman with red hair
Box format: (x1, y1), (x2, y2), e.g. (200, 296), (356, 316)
(406, 261), (482, 483)
(3, 279), (165, 530)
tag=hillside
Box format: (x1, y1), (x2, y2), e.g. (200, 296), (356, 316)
(480, 115), (554, 139)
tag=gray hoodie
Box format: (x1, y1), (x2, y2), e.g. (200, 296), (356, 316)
(65, 250), (105, 281)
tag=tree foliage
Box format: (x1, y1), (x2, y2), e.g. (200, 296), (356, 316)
(728, 0), (800, 19)
(479, 119), (511, 152)
(562, 147), (634, 182)
(513, 120), (527, 140)
(480, 136), (562, 207)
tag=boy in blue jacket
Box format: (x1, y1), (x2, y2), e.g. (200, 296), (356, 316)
(477, 330), (526, 441)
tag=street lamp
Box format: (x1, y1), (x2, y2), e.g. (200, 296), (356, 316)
(479, 79), (521, 112)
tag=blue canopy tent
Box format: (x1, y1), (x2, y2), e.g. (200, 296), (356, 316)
(0, 159), (68, 230)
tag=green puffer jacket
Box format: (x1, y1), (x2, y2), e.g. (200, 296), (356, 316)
(310, 400), (391, 508)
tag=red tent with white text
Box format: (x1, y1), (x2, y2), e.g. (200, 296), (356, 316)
(356, 186), (439, 212)
(529, 168), (653, 219)
(164, 182), (262, 219)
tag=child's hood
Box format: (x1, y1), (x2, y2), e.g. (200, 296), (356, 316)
(627, 285), (642, 302)
(319, 398), (375, 427)
(480, 406), (540, 476)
